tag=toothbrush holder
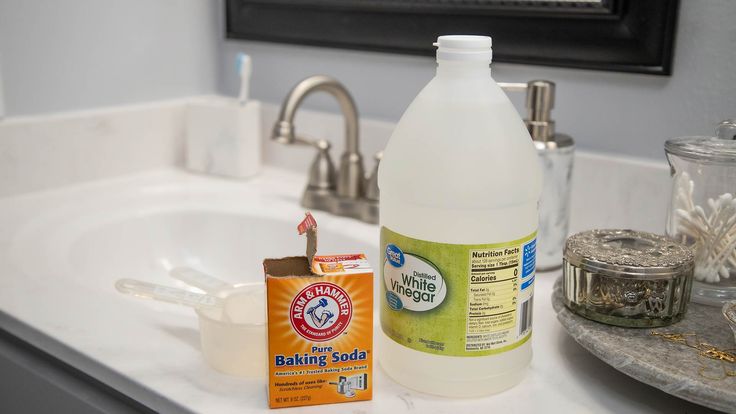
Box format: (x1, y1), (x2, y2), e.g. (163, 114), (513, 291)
(185, 96), (262, 179)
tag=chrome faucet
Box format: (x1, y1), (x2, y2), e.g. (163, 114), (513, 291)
(271, 75), (380, 224)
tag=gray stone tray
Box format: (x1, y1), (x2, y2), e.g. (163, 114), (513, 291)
(552, 277), (736, 413)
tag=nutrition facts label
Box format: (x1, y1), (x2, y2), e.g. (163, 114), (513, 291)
(465, 246), (521, 351)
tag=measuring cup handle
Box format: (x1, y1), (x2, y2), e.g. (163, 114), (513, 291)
(169, 267), (233, 294)
(115, 278), (221, 309)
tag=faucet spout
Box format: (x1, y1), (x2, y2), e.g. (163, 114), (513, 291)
(272, 75), (364, 199)
(273, 75), (360, 154)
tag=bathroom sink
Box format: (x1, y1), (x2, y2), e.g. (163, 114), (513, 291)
(68, 211), (292, 290)
(68, 210), (376, 293)
(9, 169), (378, 298)
(66, 210), (377, 315)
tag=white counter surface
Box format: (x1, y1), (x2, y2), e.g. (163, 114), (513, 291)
(0, 167), (719, 414)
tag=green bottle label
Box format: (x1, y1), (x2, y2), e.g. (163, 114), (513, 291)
(381, 226), (536, 356)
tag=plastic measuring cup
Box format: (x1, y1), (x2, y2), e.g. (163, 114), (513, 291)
(196, 283), (266, 377)
(116, 268), (267, 378)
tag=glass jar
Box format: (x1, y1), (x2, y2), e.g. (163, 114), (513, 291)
(563, 229), (694, 327)
(665, 121), (736, 306)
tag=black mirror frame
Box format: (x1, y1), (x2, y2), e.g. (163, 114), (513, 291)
(226, 0), (679, 76)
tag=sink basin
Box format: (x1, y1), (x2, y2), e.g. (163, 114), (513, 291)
(68, 210), (377, 295)
(10, 171), (378, 292)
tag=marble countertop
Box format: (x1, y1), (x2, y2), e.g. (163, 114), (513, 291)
(0, 166), (721, 413)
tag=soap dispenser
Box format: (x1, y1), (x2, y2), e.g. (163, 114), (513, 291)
(525, 80), (574, 272)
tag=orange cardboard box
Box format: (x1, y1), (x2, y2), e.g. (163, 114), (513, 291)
(263, 214), (373, 408)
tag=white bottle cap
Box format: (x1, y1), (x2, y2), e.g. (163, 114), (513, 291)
(433, 35), (493, 62)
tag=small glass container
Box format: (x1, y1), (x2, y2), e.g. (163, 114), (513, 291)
(665, 120), (736, 306)
(563, 229), (694, 327)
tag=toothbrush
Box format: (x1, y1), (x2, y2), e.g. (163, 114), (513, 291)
(169, 267), (233, 294)
(236, 53), (252, 106)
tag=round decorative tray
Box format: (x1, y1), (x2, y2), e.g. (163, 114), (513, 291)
(552, 277), (736, 413)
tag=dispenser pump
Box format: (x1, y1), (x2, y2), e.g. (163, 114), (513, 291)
(524, 80), (556, 142)
(523, 80), (574, 272)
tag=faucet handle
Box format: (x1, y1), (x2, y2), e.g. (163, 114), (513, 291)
(307, 139), (336, 191)
(365, 151), (382, 201)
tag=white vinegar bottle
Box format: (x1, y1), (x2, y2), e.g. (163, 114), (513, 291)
(378, 35), (542, 397)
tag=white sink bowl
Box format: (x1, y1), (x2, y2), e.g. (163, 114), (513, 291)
(10, 170), (378, 308)
(68, 210), (377, 295)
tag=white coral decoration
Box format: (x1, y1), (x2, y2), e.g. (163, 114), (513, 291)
(672, 171), (736, 283)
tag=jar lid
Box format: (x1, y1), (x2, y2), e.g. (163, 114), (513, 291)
(564, 229), (694, 279)
(665, 136), (736, 164)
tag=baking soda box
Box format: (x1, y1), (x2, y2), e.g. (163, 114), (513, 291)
(263, 213), (373, 408)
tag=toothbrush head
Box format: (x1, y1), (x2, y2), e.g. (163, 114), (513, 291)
(236, 53), (253, 105)
(236, 53), (252, 76)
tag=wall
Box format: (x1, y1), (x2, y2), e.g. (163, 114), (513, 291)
(219, 0), (736, 161)
(0, 0), (220, 116)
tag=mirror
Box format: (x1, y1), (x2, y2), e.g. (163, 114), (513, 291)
(226, 0), (679, 75)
